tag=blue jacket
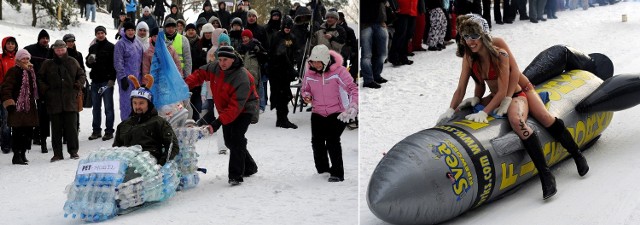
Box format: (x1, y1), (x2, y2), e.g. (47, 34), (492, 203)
(126, 0), (137, 13)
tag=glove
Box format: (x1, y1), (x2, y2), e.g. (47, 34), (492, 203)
(337, 107), (358, 123)
(120, 77), (129, 91)
(457, 97), (480, 109)
(437, 108), (455, 125)
(107, 80), (115, 88)
(98, 86), (108, 95)
(211, 119), (222, 133)
(465, 111), (489, 123)
(493, 97), (512, 116)
(86, 54), (97, 65)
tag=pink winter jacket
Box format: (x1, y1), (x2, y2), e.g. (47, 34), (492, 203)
(301, 50), (358, 117)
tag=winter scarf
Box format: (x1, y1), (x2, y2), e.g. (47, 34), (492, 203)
(17, 65), (38, 112)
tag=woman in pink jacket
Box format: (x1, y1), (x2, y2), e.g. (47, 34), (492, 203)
(301, 45), (358, 182)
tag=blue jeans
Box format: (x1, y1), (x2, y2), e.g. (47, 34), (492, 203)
(86, 4), (96, 22)
(360, 24), (388, 84)
(0, 106), (10, 151)
(91, 81), (115, 134)
(259, 65), (269, 110)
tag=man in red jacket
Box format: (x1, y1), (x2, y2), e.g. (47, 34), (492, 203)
(388, 0), (418, 67)
(184, 46), (259, 186)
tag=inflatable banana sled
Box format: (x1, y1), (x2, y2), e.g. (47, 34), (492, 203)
(367, 46), (640, 224)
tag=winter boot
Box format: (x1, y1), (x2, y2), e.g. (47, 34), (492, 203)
(276, 110), (298, 129)
(21, 149), (28, 163)
(523, 132), (557, 199)
(546, 118), (589, 176)
(12, 149), (27, 165)
(41, 137), (48, 153)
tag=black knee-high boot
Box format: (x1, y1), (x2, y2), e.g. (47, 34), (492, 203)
(523, 132), (557, 199)
(546, 118), (589, 176)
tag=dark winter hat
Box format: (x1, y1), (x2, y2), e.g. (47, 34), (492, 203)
(170, 4), (178, 10)
(186, 23), (197, 31)
(51, 40), (66, 49)
(196, 17), (208, 28)
(231, 17), (243, 27)
(338, 12), (345, 21)
(37, 29), (50, 41)
(123, 21), (136, 31)
(217, 46), (236, 59)
(294, 6), (312, 25)
(164, 17), (177, 28)
(241, 29), (253, 39)
(203, 0), (212, 9)
(95, 25), (107, 35)
(282, 16), (294, 29)
(63, 34), (76, 42)
(150, 27), (159, 37)
(270, 9), (282, 18)
(120, 11), (127, 16)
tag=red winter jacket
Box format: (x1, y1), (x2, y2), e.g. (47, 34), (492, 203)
(1, 36), (18, 84)
(185, 60), (259, 125)
(397, 0), (418, 16)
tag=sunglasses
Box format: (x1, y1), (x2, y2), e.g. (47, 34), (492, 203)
(462, 33), (482, 41)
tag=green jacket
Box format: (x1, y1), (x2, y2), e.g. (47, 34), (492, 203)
(113, 108), (179, 165)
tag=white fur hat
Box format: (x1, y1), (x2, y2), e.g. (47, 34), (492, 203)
(200, 23), (215, 37)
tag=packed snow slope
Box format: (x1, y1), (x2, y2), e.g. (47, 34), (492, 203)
(0, 3), (357, 225)
(360, 2), (640, 225)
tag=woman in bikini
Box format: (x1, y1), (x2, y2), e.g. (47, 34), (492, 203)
(438, 15), (588, 200)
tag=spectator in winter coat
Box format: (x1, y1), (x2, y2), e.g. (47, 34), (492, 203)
(195, 17), (208, 34)
(113, 76), (180, 166)
(338, 12), (358, 80)
(184, 23), (199, 44)
(109, 0), (125, 29)
(216, 1), (232, 31)
(185, 46), (260, 186)
(163, 18), (193, 78)
(85, 0), (98, 22)
(360, 0), (388, 89)
(61, 34), (85, 72)
(244, 9), (269, 112)
(138, 6), (158, 32)
(154, 0), (171, 26)
(198, 0), (216, 22)
(388, 0), (418, 67)
(86, 26), (116, 142)
(268, 18), (298, 129)
(165, 4), (185, 22)
(231, 0), (249, 27)
(38, 40), (86, 162)
(125, 0), (138, 21)
(0, 36), (18, 153)
(23, 29), (51, 153)
(245, 9), (268, 48)
(136, 22), (151, 51)
(265, 9), (282, 48)
(142, 27), (182, 77)
(238, 29), (266, 93)
(312, 10), (346, 54)
(114, 22), (144, 120)
(177, 19), (187, 35)
(115, 12), (130, 39)
(301, 45), (358, 182)
(426, 0), (447, 51)
(293, 6), (319, 65)
(200, 28), (228, 126)
(1, 49), (38, 165)
(229, 18), (244, 50)
(208, 16), (222, 29)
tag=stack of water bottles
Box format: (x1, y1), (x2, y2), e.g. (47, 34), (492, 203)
(174, 126), (211, 190)
(63, 147), (129, 222)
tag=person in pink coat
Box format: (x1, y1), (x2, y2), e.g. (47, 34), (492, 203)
(301, 45), (358, 182)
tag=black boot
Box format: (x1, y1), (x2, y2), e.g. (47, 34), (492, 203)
(12, 149), (27, 165)
(523, 132), (557, 199)
(21, 149), (28, 163)
(41, 137), (48, 153)
(276, 110), (298, 129)
(546, 118), (589, 176)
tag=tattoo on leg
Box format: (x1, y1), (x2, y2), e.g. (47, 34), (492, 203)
(519, 119), (530, 138)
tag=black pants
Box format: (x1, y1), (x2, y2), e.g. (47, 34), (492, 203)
(311, 113), (346, 179)
(517, 0), (529, 18)
(50, 112), (79, 156)
(190, 86), (202, 121)
(33, 100), (50, 141)
(388, 14), (416, 63)
(223, 113), (257, 181)
(11, 127), (33, 151)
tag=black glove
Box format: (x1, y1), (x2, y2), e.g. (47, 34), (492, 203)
(120, 77), (129, 91)
(212, 119), (222, 133)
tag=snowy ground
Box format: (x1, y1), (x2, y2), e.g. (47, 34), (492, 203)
(0, 4), (357, 225)
(360, 2), (640, 225)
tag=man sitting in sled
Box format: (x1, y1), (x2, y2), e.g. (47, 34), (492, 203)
(113, 74), (180, 165)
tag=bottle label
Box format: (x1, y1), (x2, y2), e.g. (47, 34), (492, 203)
(77, 161), (122, 175)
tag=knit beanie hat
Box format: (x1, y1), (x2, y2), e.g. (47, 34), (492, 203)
(186, 23), (197, 31)
(123, 21), (136, 31)
(218, 33), (231, 45)
(95, 25), (107, 35)
(241, 29), (253, 40)
(200, 23), (215, 37)
(308, 44), (330, 68)
(63, 34), (76, 42)
(143, 6), (152, 14)
(217, 46), (236, 59)
(37, 29), (50, 41)
(177, 19), (186, 27)
(51, 40), (66, 49)
(150, 27), (159, 37)
(231, 17), (243, 27)
(164, 17), (177, 28)
(325, 10), (339, 19)
(15, 49), (31, 62)
(247, 9), (258, 18)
